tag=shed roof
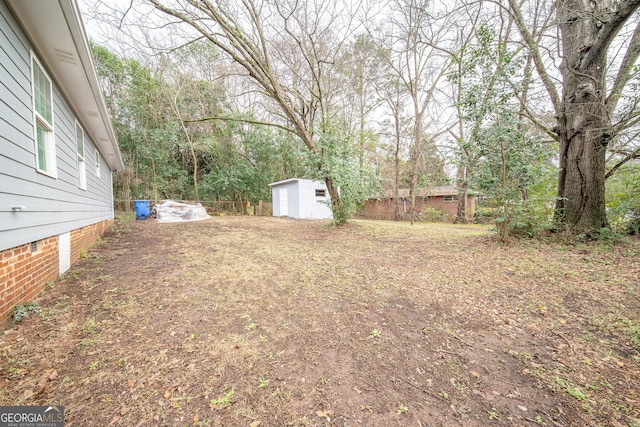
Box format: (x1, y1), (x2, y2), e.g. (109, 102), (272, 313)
(268, 178), (325, 187)
(6, 0), (124, 171)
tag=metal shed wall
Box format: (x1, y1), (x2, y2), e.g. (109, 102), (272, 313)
(270, 179), (300, 218)
(297, 179), (332, 219)
(269, 178), (332, 220)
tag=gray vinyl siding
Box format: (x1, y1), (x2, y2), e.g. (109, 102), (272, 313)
(0, 0), (114, 252)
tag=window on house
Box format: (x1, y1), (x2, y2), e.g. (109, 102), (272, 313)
(315, 189), (326, 197)
(32, 55), (56, 176)
(95, 150), (101, 179)
(76, 121), (86, 189)
(443, 195), (459, 202)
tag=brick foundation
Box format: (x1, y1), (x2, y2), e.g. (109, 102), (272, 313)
(0, 219), (113, 324)
(70, 220), (112, 267)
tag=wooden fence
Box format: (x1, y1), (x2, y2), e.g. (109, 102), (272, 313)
(115, 200), (272, 216)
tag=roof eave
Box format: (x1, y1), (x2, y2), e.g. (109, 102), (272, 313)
(7, 0), (124, 171)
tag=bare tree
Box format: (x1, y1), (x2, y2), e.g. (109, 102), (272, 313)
(375, 74), (409, 220)
(143, 0), (360, 221)
(372, 0), (453, 224)
(442, 5), (483, 223)
(336, 34), (385, 171)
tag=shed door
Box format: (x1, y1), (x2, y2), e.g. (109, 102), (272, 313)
(279, 188), (288, 216)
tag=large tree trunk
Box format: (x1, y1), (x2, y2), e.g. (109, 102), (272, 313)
(508, 0), (640, 235)
(555, 114), (609, 231)
(554, 0), (612, 232)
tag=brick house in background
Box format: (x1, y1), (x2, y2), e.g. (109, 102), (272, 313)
(364, 186), (476, 222)
(0, 0), (124, 323)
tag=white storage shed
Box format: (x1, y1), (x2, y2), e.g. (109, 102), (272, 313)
(269, 178), (333, 219)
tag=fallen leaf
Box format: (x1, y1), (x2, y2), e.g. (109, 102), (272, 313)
(316, 410), (332, 421)
(32, 386), (45, 401)
(470, 370), (479, 378)
(250, 421), (261, 427)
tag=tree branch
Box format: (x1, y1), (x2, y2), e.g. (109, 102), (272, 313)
(606, 21), (640, 115)
(606, 143), (640, 179)
(507, 0), (561, 115)
(582, 0), (640, 71)
(184, 115), (297, 135)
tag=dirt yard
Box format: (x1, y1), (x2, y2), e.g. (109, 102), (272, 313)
(1, 216), (639, 426)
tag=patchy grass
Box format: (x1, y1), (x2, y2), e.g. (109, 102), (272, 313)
(1, 217), (639, 426)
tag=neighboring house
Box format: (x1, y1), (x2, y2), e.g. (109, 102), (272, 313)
(364, 186), (476, 221)
(0, 0), (124, 323)
(269, 178), (333, 220)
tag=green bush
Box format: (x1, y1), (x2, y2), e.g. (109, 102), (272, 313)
(421, 207), (446, 222)
(474, 206), (499, 224)
(606, 164), (640, 235)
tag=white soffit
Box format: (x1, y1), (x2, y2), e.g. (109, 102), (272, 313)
(7, 0), (124, 171)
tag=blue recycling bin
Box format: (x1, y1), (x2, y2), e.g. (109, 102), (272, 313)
(134, 200), (150, 220)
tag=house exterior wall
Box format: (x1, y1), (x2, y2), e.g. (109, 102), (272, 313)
(1, 0), (115, 252)
(0, 1), (117, 323)
(0, 236), (58, 323)
(424, 196), (475, 221)
(364, 195), (475, 221)
(0, 219), (112, 323)
(363, 199), (393, 220)
(364, 198), (424, 221)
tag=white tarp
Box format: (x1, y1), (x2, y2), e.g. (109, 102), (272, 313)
(153, 200), (210, 223)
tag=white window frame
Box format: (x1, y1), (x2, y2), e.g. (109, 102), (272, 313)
(31, 53), (56, 177)
(95, 150), (101, 179)
(76, 121), (86, 190)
